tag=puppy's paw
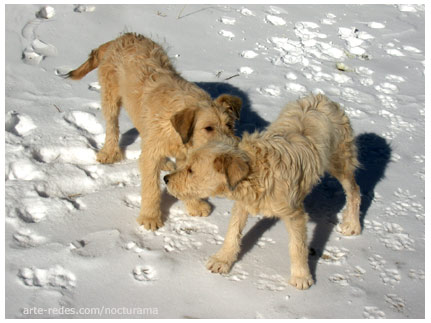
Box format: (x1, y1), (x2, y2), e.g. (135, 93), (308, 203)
(186, 200), (211, 217)
(206, 255), (233, 274)
(339, 220), (361, 236)
(97, 147), (124, 164)
(161, 159), (176, 172)
(137, 215), (163, 231)
(288, 274), (314, 290)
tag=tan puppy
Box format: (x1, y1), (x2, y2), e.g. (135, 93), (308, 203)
(67, 33), (242, 230)
(165, 94), (361, 290)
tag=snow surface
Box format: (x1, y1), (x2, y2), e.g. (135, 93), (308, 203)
(4, 3), (425, 319)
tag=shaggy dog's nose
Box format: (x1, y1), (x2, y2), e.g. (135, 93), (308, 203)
(163, 175), (170, 184)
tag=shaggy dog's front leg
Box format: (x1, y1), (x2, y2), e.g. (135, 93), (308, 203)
(207, 202), (248, 273)
(282, 208), (314, 290)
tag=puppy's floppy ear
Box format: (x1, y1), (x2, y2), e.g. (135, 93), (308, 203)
(214, 152), (249, 190)
(214, 94), (242, 120)
(171, 108), (196, 144)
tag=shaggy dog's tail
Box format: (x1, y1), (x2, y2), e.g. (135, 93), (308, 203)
(66, 40), (113, 80)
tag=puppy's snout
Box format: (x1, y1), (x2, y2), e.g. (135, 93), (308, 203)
(163, 174), (170, 184)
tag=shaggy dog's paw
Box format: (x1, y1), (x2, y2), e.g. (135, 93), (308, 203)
(288, 275), (314, 290)
(339, 220), (361, 236)
(186, 200), (211, 217)
(96, 147), (124, 164)
(206, 255), (233, 274)
(137, 215), (163, 231)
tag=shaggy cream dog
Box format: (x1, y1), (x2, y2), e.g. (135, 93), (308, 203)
(67, 33), (242, 231)
(165, 94), (361, 289)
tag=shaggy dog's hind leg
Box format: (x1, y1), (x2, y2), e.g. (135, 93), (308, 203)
(336, 173), (361, 236)
(329, 144), (361, 236)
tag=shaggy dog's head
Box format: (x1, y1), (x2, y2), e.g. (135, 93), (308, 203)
(170, 94), (242, 148)
(165, 138), (250, 200)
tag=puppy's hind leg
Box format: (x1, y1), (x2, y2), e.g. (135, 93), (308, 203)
(207, 202), (248, 274)
(96, 75), (124, 164)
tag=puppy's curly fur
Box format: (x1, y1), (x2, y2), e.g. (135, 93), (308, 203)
(68, 33), (242, 230)
(166, 94), (361, 289)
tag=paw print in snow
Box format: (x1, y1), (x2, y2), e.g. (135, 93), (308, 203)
(133, 266), (157, 282)
(363, 306), (386, 319)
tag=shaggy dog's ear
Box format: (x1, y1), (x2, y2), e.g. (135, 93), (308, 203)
(214, 152), (249, 190)
(171, 108), (196, 144)
(214, 94), (242, 120)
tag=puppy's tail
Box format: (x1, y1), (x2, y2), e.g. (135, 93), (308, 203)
(66, 40), (113, 80)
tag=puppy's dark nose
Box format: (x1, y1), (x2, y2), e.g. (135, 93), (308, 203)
(163, 175), (170, 184)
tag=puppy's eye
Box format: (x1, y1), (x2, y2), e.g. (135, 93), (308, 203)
(204, 126), (214, 132)
(226, 123), (233, 130)
(187, 167), (193, 174)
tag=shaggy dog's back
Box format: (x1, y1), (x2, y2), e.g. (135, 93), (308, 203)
(258, 95), (354, 167)
(238, 94), (358, 207)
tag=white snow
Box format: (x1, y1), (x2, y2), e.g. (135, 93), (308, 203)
(219, 16), (236, 25)
(5, 111), (37, 136)
(367, 21), (386, 29)
(239, 7), (255, 17)
(218, 30), (235, 39)
(3, 3), (425, 319)
(37, 6), (55, 19)
(238, 66), (253, 75)
(241, 50), (258, 59)
(386, 48), (405, 57)
(74, 5), (96, 13)
(265, 15), (286, 26)
(258, 85), (281, 97)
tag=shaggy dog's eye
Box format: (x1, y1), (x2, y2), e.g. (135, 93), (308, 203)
(187, 167), (193, 174)
(226, 123), (233, 130)
(204, 126), (214, 132)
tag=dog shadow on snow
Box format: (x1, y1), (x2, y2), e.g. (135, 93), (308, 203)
(237, 133), (392, 283)
(195, 82), (270, 135)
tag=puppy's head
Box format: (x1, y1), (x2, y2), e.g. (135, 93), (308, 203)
(165, 139), (250, 200)
(170, 94), (242, 147)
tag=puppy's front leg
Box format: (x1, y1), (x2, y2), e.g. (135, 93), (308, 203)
(136, 151), (163, 231)
(207, 202), (248, 274)
(282, 208), (314, 290)
(184, 199), (211, 217)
